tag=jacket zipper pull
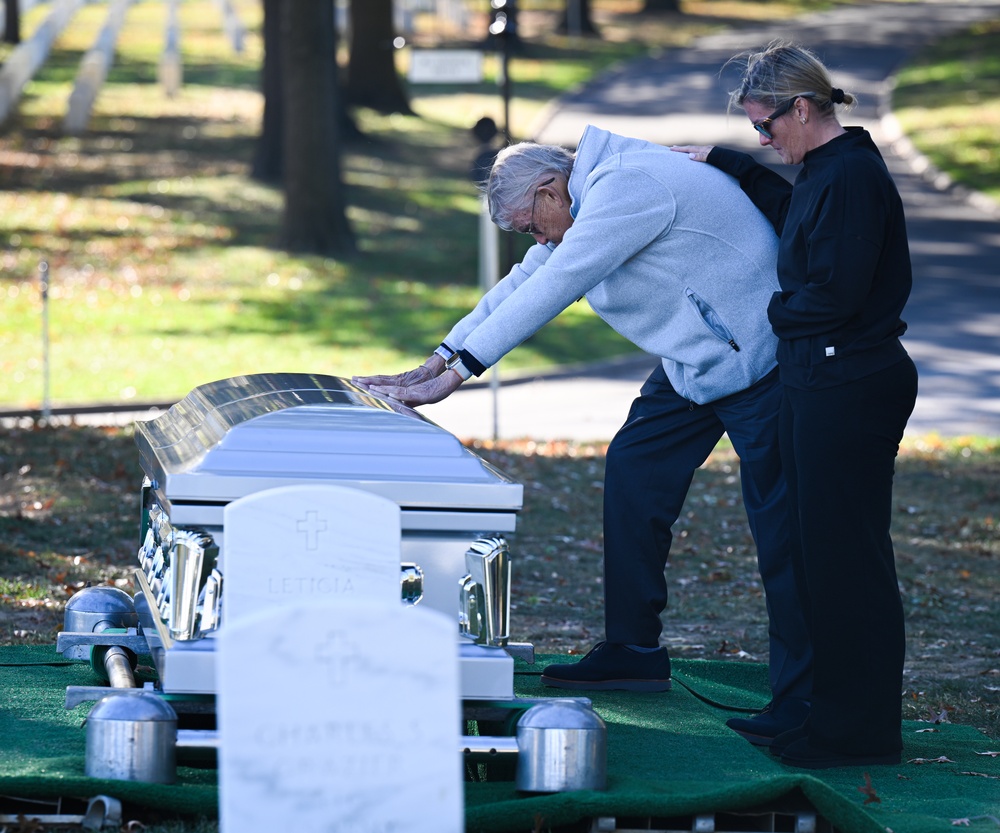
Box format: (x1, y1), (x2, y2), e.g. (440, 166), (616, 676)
(728, 339), (740, 352)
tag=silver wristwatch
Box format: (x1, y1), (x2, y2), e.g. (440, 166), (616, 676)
(445, 352), (473, 381)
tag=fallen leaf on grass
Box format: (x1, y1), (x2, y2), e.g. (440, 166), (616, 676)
(857, 772), (880, 805)
(714, 639), (756, 659)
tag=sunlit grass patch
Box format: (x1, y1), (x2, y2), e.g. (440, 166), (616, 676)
(893, 18), (1000, 202)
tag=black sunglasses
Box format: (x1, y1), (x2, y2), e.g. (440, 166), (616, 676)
(753, 98), (798, 140)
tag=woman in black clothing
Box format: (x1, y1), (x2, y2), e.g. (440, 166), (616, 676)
(673, 42), (918, 769)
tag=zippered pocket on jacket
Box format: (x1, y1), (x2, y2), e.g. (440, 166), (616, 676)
(685, 288), (740, 352)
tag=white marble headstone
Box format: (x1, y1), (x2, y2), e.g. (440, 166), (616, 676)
(221, 484), (402, 625)
(218, 601), (463, 833)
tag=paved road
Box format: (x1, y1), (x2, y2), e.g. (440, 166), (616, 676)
(424, 1), (1000, 441)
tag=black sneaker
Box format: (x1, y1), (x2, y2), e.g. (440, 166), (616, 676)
(726, 698), (810, 747)
(540, 642), (672, 692)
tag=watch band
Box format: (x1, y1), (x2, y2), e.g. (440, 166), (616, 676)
(445, 352), (473, 381)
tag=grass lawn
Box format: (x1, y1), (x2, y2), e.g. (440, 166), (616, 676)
(892, 17), (1000, 204)
(3, 0), (995, 412)
(0, 425), (997, 831)
(0, 0), (706, 410)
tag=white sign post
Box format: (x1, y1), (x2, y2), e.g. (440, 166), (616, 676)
(479, 197), (502, 441)
(408, 49), (483, 84)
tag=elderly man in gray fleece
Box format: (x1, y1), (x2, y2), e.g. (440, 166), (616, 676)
(355, 124), (812, 747)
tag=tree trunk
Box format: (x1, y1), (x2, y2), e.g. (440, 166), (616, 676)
(642, 0), (682, 13)
(558, 0), (600, 37)
(344, 0), (413, 114)
(279, 2), (354, 255)
(252, 0), (282, 183)
(4, 0), (20, 44)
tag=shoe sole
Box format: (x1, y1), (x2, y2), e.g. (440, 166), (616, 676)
(728, 727), (779, 747)
(540, 675), (672, 693)
(780, 751), (901, 769)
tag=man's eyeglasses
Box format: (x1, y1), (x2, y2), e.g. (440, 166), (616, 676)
(521, 177), (555, 235)
(753, 98), (797, 140)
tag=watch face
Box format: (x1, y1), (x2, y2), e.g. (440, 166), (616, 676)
(446, 354), (471, 380)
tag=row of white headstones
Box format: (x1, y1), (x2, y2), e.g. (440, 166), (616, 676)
(218, 483), (464, 833)
(0, 0), (244, 134)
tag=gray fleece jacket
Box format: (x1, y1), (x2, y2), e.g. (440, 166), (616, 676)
(443, 125), (780, 404)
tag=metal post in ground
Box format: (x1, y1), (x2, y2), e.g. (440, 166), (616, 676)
(39, 259), (50, 420)
(479, 198), (501, 441)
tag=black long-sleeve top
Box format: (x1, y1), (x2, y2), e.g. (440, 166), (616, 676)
(707, 127), (912, 390)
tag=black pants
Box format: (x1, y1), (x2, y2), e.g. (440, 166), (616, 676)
(781, 356), (918, 754)
(603, 365), (812, 704)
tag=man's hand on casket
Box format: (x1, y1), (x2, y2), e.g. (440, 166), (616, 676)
(367, 369), (464, 406)
(352, 353), (446, 390)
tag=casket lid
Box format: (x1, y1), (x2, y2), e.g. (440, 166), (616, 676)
(134, 373), (522, 510)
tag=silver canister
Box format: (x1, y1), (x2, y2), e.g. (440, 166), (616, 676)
(85, 692), (178, 784)
(515, 699), (607, 793)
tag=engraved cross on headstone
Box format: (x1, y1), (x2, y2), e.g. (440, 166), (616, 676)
(296, 510), (328, 551)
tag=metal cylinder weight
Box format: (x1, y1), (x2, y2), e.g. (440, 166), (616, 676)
(62, 586), (138, 660)
(515, 700), (607, 793)
(85, 692), (178, 784)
